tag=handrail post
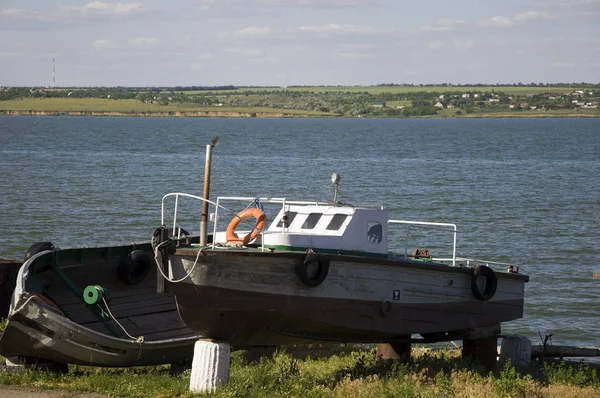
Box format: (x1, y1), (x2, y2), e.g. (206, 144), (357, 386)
(200, 142), (215, 246)
(173, 194), (179, 238)
(452, 226), (457, 266)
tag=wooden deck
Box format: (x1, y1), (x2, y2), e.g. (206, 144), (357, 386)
(43, 266), (195, 342)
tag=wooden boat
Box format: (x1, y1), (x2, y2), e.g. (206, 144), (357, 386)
(157, 173), (529, 348)
(0, 237), (201, 367)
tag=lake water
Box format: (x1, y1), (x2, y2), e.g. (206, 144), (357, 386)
(0, 115), (599, 349)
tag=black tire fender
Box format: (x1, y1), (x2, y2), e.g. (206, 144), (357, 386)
(470, 265), (498, 301)
(24, 242), (55, 261)
(295, 253), (329, 287)
(118, 250), (152, 285)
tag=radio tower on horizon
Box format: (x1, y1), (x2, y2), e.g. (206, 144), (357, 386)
(52, 58), (56, 88)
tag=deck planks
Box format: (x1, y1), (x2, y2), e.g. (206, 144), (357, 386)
(44, 279), (194, 341)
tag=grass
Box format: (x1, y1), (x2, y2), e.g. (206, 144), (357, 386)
(170, 86), (586, 95)
(0, 343), (599, 398)
(0, 98), (333, 116)
(436, 108), (600, 118)
(2, 88), (598, 118)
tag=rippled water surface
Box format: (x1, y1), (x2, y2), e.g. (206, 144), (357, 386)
(1, 116), (599, 347)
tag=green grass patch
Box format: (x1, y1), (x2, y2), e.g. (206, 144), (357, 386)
(172, 85), (587, 95)
(384, 100), (412, 108)
(0, 98), (333, 116)
(1, 346), (599, 397)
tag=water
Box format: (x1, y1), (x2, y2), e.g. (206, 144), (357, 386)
(1, 116), (599, 348)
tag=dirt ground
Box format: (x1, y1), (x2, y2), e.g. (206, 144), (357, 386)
(0, 385), (111, 397)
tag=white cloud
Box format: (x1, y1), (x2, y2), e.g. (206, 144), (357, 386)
(230, 26), (272, 39)
(258, 0), (380, 6)
(194, 53), (214, 61)
(479, 11), (553, 29)
(190, 54), (214, 70)
(482, 16), (514, 28)
(428, 41), (443, 50)
(93, 39), (113, 49)
(0, 8), (28, 17)
(514, 11), (552, 22)
(299, 24), (379, 34)
(59, 2), (146, 17)
(241, 48), (264, 57)
(82, 1), (145, 15)
(549, 61), (576, 68)
(334, 51), (372, 59)
(128, 37), (160, 46)
(453, 40), (474, 52)
(419, 19), (467, 33)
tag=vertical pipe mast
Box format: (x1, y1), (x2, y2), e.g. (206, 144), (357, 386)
(200, 136), (219, 246)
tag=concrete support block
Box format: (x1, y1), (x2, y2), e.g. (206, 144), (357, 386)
(189, 340), (231, 393)
(499, 334), (532, 370)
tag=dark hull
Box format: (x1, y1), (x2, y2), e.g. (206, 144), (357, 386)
(170, 256), (526, 347)
(0, 242), (200, 367)
(0, 301), (198, 367)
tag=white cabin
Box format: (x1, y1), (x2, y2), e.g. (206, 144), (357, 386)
(260, 204), (389, 255)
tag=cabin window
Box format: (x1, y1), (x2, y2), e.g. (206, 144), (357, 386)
(326, 214), (348, 230)
(276, 211), (297, 228)
(367, 222), (382, 243)
(302, 213), (322, 229)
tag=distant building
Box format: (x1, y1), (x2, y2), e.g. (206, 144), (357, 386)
(372, 101), (386, 108)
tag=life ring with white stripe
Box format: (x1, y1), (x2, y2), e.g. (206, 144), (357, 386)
(226, 208), (266, 245)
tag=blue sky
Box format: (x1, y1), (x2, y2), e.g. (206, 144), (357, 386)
(1, 0), (598, 87)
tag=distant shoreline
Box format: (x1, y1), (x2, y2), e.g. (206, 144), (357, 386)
(0, 110), (316, 118)
(1, 110), (598, 118)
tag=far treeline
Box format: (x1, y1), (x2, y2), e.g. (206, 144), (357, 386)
(1, 83), (599, 118)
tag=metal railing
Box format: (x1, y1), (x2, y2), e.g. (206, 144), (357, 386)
(388, 220), (457, 266)
(161, 194), (512, 269)
(161, 194), (381, 250)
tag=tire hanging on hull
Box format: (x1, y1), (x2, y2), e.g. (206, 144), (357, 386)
(295, 253), (329, 287)
(118, 250), (152, 285)
(470, 265), (498, 301)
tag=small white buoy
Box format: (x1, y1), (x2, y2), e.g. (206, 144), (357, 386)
(499, 334), (531, 369)
(189, 340), (231, 393)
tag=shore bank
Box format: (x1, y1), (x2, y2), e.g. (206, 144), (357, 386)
(0, 110), (314, 118)
(1, 110), (598, 118)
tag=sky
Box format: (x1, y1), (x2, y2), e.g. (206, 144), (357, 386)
(0, 0), (599, 87)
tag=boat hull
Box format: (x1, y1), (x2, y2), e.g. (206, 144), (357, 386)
(0, 294), (198, 367)
(0, 242), (200, 367)
(169, 248), (527, 347)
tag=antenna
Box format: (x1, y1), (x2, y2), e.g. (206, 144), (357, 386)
(331, 173), (341, 203)
(52, 58), (56, 88)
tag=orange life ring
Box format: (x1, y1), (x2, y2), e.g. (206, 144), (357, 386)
(226, 208), (266, 245)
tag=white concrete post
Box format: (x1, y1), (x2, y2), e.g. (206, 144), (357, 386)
(499, 334), (532, 370)
(189, 340), (231, 393)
